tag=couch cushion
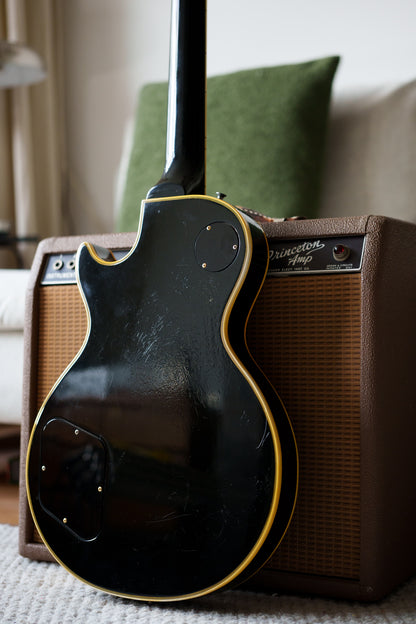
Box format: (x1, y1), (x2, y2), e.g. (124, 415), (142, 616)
(0, 331), (24, 424)
(117, 56), (340, 231)
(320, 80), (416, 223)
(0, 269), (30, 331)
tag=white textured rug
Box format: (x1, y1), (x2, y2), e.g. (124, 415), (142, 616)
(1, 524), (416, 624)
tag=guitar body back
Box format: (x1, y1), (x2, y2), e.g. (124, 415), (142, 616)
(26, 196), (298, 600)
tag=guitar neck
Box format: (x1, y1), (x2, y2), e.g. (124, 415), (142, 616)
(147, 0), (206, 199)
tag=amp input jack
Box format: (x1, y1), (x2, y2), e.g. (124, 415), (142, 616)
(53, 259), (64, 271)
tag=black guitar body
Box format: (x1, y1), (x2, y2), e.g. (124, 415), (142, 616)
(27, 0), (298, 602)
(27, 196), (297, 600)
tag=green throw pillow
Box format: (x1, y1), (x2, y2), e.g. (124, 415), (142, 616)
(117, 56), (340, 232)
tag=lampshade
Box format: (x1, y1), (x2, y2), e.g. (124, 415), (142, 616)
(0, 40), (46, 88)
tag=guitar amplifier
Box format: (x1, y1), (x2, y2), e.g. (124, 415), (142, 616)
(19, 214), (416, 601)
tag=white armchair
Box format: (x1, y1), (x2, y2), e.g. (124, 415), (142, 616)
(0, 269), (30, 426)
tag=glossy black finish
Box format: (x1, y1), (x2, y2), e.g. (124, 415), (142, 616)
(147, 0), (206, 199)
(27, 197), (297, 599)
(27, 0), (298, 601)
(39, 419), (106, 541)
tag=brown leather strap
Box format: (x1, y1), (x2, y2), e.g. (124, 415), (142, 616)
(237, 205), (306, 224)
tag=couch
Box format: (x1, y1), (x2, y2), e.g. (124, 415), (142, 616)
(0, 269), (29, 427)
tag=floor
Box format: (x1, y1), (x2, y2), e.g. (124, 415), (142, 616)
(0, 424), (20, 526)
(0, 484), (19, 525)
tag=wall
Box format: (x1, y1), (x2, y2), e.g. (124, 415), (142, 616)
(61, 0), (416, 235)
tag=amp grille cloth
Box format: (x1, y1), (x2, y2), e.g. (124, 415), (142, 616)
(34, 276), (361, 579)
(247, 273), (361, 580)
(33, 285), (87, 544)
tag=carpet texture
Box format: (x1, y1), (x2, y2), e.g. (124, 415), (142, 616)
(1, 524), (416, 624)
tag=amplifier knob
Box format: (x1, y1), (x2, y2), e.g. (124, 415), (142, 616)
(332, 244), (350, 262)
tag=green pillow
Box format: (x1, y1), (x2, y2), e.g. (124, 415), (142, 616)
(117, 56), (340, 232)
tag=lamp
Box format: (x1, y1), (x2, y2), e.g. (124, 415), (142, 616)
(0, 41), (45, 266)
(0, 40), (46, 88)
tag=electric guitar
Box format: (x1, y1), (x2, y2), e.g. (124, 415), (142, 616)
(26, 0), (298, 601)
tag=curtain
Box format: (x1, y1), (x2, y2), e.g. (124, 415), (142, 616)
(0, 0), (66, 267)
